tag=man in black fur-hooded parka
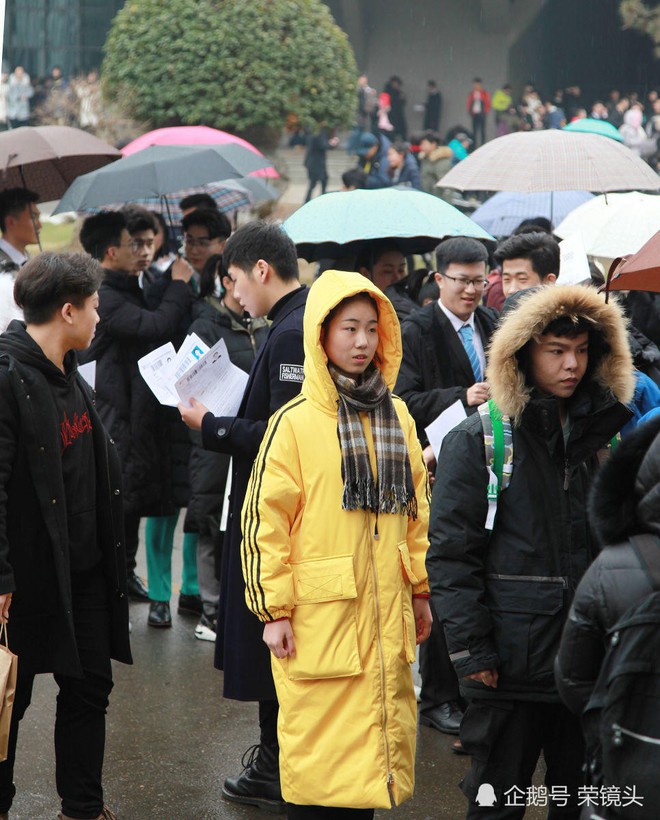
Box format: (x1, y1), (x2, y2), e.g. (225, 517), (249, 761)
(427, 285), (635, 819)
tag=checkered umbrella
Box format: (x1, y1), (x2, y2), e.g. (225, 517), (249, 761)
(440, 131), (660, 193)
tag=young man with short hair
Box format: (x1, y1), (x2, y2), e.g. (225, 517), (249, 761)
(179, 220), (307, 813)
(494, 231), (560, 298)
(181, 208), (232, 278)
(79, 211), (195, 607)
(427, 285), (634, 819)
(0, 188), (42, 330)
(0, 251), (132, 820)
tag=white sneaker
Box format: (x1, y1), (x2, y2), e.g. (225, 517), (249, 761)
(195, 614), (217, 642)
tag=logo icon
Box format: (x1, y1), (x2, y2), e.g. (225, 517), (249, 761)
(476, 783), (497, 807)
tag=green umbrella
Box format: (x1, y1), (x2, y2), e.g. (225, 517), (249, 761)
(562, 118), (624, 143)
(283, 187), (493, 261)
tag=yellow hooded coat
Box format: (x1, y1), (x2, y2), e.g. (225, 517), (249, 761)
(241, 270), (430, 809)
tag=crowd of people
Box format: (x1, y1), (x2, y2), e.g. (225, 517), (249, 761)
(0, 171), (658, 820)
(1, 65), (102, 130)
(297, 76), (660, 202)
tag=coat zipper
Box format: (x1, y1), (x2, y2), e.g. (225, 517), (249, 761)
(563, 458), (570, 491)
(367, 511), (394, 804)
(613, 723), (660, 747)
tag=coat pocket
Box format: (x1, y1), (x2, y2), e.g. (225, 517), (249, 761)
(486, 575), (565, 684)
(286, 554), (362, 681)
(398, 543), (418, 663)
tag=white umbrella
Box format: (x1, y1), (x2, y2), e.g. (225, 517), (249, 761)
(555, 192), (660, 258)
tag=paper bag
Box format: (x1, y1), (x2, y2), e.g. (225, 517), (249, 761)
(0, 623), (18, 762)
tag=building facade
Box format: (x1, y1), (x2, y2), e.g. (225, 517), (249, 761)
(4, 0), (125, 78)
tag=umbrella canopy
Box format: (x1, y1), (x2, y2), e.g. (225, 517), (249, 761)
(74, 178), (279, 220)
(121, 125), (279, 179)
(53, 144), (272, 215)
(439, 130), (660, 193)
(0, 125), (120, 202)
(562, 118), (624, 143)
(555, 192), (660, 258)
(608, 229), (660, 293)
(471, 190), (594, 237)
(283, 188), (494, 261)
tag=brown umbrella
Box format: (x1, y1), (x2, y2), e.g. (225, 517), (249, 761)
(440, 130), (660, 193)
(607, 230), (660, 294)
(0, 125), (120, 202)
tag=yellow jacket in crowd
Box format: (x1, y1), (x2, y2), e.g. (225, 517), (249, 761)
(241, 270), (430, 809)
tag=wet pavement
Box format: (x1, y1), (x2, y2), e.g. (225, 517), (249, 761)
(10, 520), (547, 819)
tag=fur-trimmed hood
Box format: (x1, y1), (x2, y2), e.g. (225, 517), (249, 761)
(486, 285), (635, 424)
(589, 414), (660, 544)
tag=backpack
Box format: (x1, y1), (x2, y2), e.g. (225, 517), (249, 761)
(478, 399), (620, 531)
(581, 533), (660, 820)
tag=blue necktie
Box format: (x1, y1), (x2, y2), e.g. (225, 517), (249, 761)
(459, 324), (482, 382)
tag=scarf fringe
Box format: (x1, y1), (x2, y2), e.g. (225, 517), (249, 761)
(342, 480), (418, 520)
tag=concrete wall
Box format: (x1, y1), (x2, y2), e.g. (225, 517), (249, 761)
(326, 0), (548, 140)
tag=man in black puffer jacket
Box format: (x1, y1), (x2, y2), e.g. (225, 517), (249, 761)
(428, 285), (634, 819)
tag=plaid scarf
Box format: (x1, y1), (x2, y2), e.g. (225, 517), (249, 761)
(329, 363), (418, 519)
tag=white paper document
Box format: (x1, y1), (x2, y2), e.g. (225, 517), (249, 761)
(139, 336), (246, 416)
(425, 400), (468, 459)
(175, 338), (249, 417)
(78, 360), (96, 390)
(559, 234), (591, 285)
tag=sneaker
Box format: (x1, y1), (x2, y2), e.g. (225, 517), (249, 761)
(177, 593), (203, 616)
(195, 613), (217, 642)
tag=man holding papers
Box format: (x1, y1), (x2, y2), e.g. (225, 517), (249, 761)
(79, 211), (195, 606)
(394, 237), (499, 745)
(179, 221), (307, 814)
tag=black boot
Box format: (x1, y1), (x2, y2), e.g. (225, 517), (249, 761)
(223, 700), (285, 813)
(222, 742), (285, 813)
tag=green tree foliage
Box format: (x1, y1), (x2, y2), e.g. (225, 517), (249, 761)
(102, 0), (357, 141)
(619, 0), (660, 57)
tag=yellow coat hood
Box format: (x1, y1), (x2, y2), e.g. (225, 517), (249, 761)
(302, 269), (403, 412)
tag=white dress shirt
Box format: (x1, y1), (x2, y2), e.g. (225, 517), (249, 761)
(437, 299), (486, 379)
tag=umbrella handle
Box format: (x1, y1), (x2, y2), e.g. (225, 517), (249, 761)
(604, 256), (625, 303)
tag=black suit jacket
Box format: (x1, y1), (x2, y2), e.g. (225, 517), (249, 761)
(395, 301), (499, 436)
(201, 285), (308, 701)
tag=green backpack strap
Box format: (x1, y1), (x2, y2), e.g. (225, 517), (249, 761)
(478, 399), (513, 530)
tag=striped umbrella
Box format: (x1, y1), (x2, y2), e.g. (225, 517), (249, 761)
(440, 130), (660, 193)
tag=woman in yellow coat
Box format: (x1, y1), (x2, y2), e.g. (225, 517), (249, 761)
(241, 270), (432, 819)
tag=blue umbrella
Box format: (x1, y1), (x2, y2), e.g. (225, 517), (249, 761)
(284, 188), (494, 260)
(471, 190), (595, 238)
(562, 118), (624, 142)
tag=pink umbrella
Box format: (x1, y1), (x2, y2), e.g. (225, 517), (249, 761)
(121, 126), (278, 178)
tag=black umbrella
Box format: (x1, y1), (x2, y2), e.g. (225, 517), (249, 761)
(53, 144), (273, 215)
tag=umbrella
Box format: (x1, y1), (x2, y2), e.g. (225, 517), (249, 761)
(607, 229), (660, 293)
(283, 188), (494, 261)
(0, 125), (120, 202)
(471, 190), (594, 237)
(121, 125), (279, 179)
(53, 144), (273, 215)
(555, 192), (660, 258)
(562, 118), (624, 143)
(439, 130), (660, 193)
(74, 178), (279, 220)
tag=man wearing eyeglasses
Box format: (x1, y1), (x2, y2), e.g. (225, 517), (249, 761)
(181, 209), (231, 282)
(395, 236), (498, 743)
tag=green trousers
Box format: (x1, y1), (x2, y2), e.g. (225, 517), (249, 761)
(145, 512), (199, 603)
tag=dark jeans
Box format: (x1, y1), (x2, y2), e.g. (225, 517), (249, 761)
(305, 175), (327, 203)
(472, 113), (487, 148)
(288, 807), (374, 819)
(419, 599), (460, 712)
(460, 700), (585, 820)
(124, 509), (141, 575)
(0, 567), (113, 819)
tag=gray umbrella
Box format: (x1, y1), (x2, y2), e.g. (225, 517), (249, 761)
(0, 125), (121, 202)
(53, 144), (273, 214)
